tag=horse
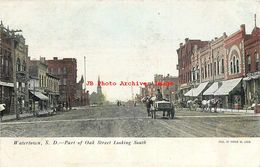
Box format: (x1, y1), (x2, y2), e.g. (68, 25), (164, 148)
(187, 98), (200, 111)
(201, 98), (220, 112)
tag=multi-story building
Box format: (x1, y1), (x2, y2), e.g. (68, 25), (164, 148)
(46, 57), (77, 107)
(28, 57), (49, 111)
(0, 22), (14, 114)
(15, 35), (29, 113)
(45, 73), (59, 108)
(202, 34), (227, 100)
(181, 23), (260, 109)
(214, 25), (250, 108)
(244, 25), (260, 106)
(177, 38), (208, 100)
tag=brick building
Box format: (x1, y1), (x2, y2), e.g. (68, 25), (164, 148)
(28, 57), (50, 111)
(0, 23), (14, 114)
(244, 26), (260, 106)
(46, 57), (77, 107)
(176, 38), (208, 100)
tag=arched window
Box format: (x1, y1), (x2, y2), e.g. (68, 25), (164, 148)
(17, 58), (21, 71)
(248, 55), (251, 72)
(255, 52), (259, 71)
(192, 67), (195, 81)
(230, 62), (233, 74)
(236, 59), (239, 73)
(233, 56), (236, 73)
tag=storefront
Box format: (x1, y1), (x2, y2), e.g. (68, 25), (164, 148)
(29, 91), (49, 112)
(214, 78), (244, 109)
(0, 81), (14, 114)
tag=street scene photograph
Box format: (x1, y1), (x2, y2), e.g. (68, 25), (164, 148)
(0, 0), (260, 138)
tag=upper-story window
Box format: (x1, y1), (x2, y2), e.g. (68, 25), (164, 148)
(58, 68), (61, 75)
(196, 66), (200, 81)
(236, 59), (239, 73)
(22, 60), (26, 71)
(217, 60), (220, 75)
(208, 64), (210, 78)
(255, 52), (259, 71)
(233, 56), (236, 73)
(230, 62), (233, 74)
(63, 67), (67, 74)
(221, 59), (224, 74)
(248, 54), (251, 72)
(17, 58), (21, 71)
(214, 62), (216, 76)
(205, 63), (207, 78)
(192, 67), (195, 81)
(201, 67), (204, 79)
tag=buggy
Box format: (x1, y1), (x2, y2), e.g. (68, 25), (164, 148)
(150, 100), (175, 119)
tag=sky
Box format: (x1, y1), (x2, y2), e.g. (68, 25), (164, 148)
(0, 0), (260, 101)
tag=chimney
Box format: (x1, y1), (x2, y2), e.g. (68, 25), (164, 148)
(180, 43), (183, 47)
(223, 32), (227, 38)
(185, 38), (189, 43)
(53, 57), (58, 60)
(240, 24), (245, 32)
(214, 37), (218, 40)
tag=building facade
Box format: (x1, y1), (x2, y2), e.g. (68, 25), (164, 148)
(46, 57), (77, 107)
(28, 57), (49, 111)
(0, 22), (14, 114)
(244, 26), (260, 106)
(176, 38), (208, 100)
(15, 35), (29, 113)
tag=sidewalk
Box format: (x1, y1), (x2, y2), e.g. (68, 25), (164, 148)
(0, 106), (87, 122)
(215, 108), (255, 114)
(1, 109), (55, 122)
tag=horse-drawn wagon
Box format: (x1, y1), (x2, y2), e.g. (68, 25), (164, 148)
(150, 100), (175, 119)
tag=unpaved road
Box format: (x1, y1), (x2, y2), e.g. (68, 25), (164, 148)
(0, 105), (259, 137)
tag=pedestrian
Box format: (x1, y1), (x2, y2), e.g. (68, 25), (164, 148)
(146, 96), (153, 116)
(0, 104), (6, 122)
(156, 89), (163, 101)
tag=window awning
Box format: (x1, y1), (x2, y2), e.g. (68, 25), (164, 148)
(191, 82), (209, 97)
(203, 82), (220, 96)
(214, 78), (242, 96)
(184, 82), (209, 97)
(184, 88), (195, 97)
(30, 91), (49, 101)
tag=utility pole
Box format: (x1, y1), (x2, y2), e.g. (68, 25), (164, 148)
(10, 29), (22, 119)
